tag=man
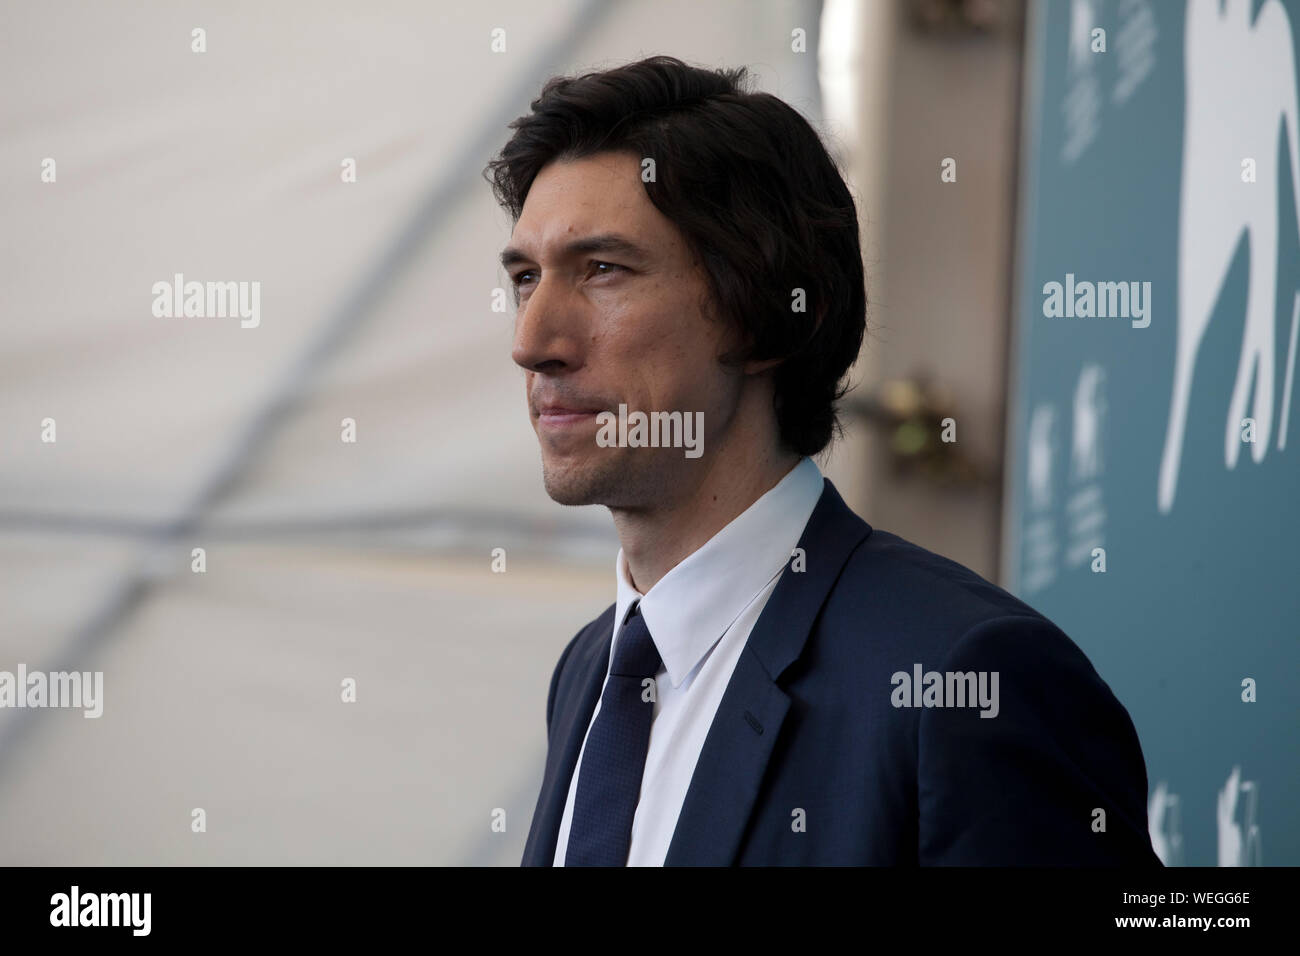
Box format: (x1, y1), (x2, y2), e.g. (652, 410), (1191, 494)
(485, 56), (1161, 866)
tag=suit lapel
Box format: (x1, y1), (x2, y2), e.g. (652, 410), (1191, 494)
(520, 606), (614, 867)
(663, 478), (872, 865)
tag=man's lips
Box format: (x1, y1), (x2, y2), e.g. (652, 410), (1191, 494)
(535, 404), (604, 426)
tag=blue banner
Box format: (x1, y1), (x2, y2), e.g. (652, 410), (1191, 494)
(1006, 0), (1299, 865)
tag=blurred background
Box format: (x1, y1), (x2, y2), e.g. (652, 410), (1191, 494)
(0, 0), (1295, 866)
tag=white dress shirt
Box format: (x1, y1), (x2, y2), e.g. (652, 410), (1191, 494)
(552, 456), (824, 866)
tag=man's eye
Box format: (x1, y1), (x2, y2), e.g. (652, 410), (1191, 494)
(588, 260), (624, 277)
(512, 270), (537, 287)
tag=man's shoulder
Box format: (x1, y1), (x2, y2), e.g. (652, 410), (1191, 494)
(800, 479), (1064, 658)
(824, 524), (1086, 669)
(844, 526), (1044, 623)
(821, 525), (1139, 776)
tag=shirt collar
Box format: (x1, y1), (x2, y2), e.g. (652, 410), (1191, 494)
(612, 456), (824, 688)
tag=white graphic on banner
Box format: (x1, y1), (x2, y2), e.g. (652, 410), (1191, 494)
(1062, 0), (1103, 164)
(1158, 0), (1300, 513)
(1066, 365), (1107, 567)
(1113, 0), (1158, 106)
(1072, 363), (1106, 481)
(1148, 781), (1183, 867)
(1217, 765), (1262, 866)
(1023, 404), (1059, 592)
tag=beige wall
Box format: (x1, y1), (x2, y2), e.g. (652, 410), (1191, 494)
(829, 2), (1026, 583)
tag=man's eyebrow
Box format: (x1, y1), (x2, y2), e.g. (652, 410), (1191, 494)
(499, 233), (653, 269)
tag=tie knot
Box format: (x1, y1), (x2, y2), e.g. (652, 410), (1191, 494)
(610, 605), (661, 678)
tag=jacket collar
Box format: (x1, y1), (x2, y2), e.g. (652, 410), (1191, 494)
(663, 477), (871, 864)
(522, 477), (872, 866)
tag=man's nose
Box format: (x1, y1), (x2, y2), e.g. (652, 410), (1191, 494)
(511, 275), (586, 374)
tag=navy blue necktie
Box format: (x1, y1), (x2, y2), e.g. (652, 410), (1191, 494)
(565, 602), (662, 866)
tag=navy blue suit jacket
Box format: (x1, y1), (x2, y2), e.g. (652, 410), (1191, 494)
(522, 478), (1162, 866)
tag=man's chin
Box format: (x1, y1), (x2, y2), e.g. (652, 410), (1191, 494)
(539, 455), (622, 507)
(543, 485), (599, 507)
(541, 469), (605, 507)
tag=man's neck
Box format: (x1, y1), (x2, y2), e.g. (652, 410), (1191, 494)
(612, 446), (802, 593)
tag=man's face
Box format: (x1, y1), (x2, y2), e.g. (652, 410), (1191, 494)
(504, 151), (742, 509)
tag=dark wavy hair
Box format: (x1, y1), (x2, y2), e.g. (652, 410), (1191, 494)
(484, 55), (867, 457)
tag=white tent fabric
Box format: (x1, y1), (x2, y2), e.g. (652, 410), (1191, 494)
(0, 0), (830, 863)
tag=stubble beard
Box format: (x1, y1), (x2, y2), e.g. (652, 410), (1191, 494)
(539, 444), (670, 510)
